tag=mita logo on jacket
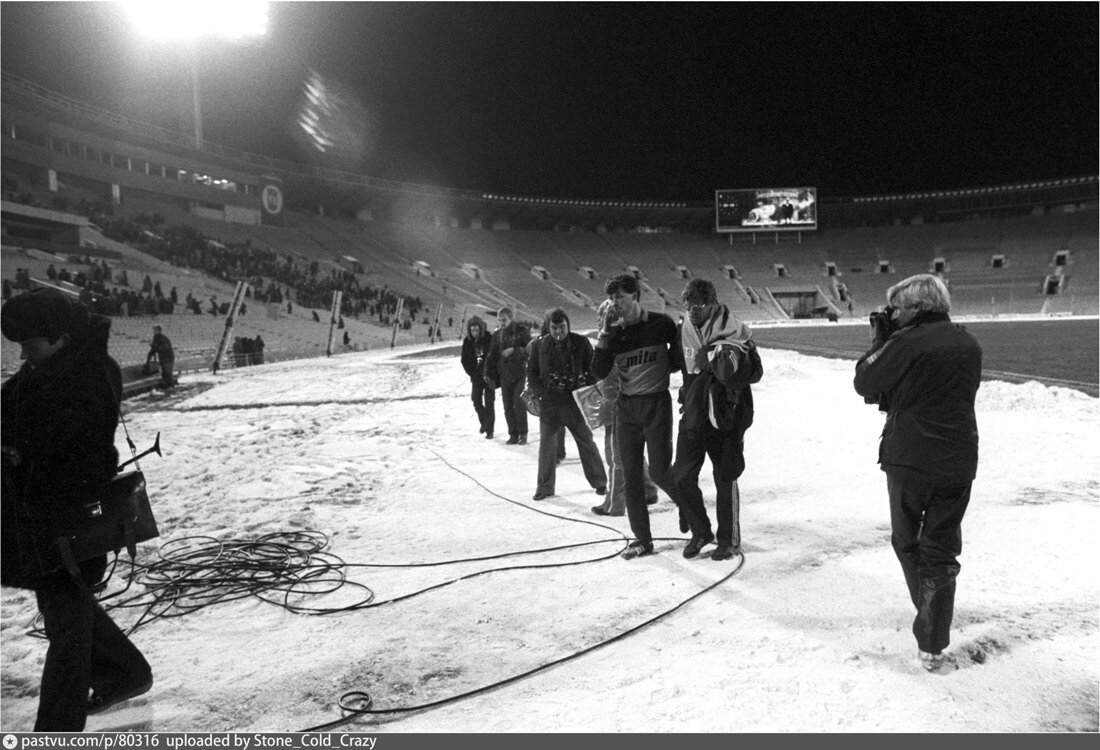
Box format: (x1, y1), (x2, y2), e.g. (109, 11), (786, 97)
(622, 349), (660, 368)
(615, 344), (670, 395)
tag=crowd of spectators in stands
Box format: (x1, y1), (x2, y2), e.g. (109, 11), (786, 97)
(3, 258), (177, 316)
(95, 212), (426, 324)
(3, 202), (428, 328)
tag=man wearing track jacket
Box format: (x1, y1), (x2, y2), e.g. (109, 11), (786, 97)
(591, 273), (695, 560)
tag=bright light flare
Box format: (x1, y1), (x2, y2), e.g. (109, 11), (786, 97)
(123, 1), (269, 40)
(293, 68), (378, 167)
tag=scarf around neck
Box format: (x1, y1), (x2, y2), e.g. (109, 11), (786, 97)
(681, 303), (752, 375)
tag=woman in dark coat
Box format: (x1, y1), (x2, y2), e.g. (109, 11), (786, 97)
(1, 289), (152, 731)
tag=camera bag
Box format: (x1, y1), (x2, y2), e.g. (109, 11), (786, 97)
(54, 470), (159, 581)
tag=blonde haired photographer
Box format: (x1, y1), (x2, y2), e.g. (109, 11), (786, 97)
(854, 274), (982, 673)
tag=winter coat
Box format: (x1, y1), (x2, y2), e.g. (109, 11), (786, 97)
(853, 311), (981, 485)
(147, 332), (174, 362)
(460, 316), (493, 383)
(1, 314), (121, 588)
(486, 321), (531, 385)
(526, 332), (596, 405)
(678, 339), (762, 439)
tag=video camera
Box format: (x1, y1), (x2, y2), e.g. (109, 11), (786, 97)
(868, 305), (899, 340)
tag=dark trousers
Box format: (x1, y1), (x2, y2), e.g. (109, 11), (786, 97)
(672, 425), (743, 545)
(536, 399), (607, 495)
(500, 378), (528, 438)
(34, 569), (151, 731)
(597, 413), (659, 515)
(158, 356), (175, 387)
(470, 379), (495, 434)
(887, 472), (972, 654)
(615, 392), (679, 544)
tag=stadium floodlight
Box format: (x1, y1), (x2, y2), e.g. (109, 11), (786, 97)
(122, 1), (268, 40)
(122, 1), (269, 149)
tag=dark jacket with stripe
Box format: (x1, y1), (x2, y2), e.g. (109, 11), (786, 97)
(591, 310), (682, 396)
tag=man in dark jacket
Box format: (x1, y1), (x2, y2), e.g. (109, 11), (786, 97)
(146, 324), (175, 388)
(526, 308), (607, 501)
(1, 289), (152, 731)
(854, 273), (981, 674)
(672, 279), (762, 561)
(591, 274), (687, 559)
(485, 307), (531, 445)
(460, 315), (496, 439)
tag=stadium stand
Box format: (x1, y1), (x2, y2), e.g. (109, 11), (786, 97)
(2, 70), (1097, 396)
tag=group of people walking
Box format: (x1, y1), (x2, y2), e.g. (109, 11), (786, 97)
(463, 271), (981, 675)
(461, 274), (763, 565)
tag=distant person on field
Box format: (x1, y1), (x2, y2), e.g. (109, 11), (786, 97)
(591, 274), (685, 559)
(460, 315), (496, 439)
(525, 308), (607, 501)
(671, 279), (762, 561)
(1, 288), (153, 731)
(485, 307), (530, 445)
(854, 273), (981, 674)
(146, 324), (176, 388)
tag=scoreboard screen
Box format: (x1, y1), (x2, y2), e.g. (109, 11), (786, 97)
(715, 187), (818, 233)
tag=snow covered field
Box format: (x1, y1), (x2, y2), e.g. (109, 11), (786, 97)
(1, 342), (1097, 733)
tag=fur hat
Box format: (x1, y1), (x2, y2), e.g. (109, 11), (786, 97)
(1, 288), (76, 343)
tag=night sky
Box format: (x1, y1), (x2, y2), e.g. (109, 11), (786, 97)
(2, 2), (1097, 201)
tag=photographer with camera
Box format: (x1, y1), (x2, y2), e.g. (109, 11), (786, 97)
(853, 274), (982, 674)
(1, 289), (152, 730)
(525, 308), (607, 501)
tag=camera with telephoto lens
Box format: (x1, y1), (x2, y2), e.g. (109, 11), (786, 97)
(868, 305), (899, 339)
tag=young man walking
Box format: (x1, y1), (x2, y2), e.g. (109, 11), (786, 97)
(591, 274), (700, 559)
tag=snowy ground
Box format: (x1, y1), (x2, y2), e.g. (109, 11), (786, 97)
(1, 342), (1097, 733)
